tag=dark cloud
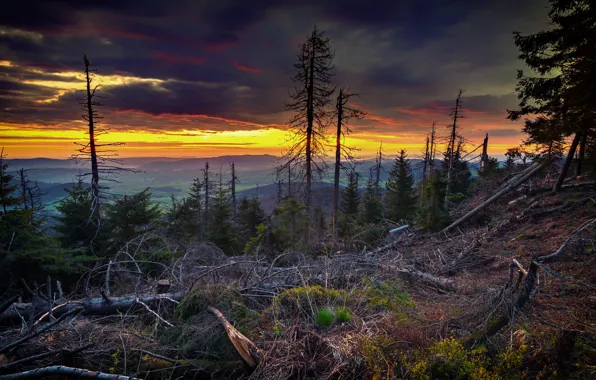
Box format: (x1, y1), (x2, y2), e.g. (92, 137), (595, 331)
(1, 0), (551, 142)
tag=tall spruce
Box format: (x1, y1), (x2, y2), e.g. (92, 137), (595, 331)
(54, 179), (97, 250)
(104, 188), (161, 254)
(207, 183), (237, 255)
(385, 150), (416, 223)
(278, 25), (335, 237)
(341, 167), (360, 217)
(360, 172), (382, 224)
(507, 0), (596, 192)
(237, 197), (266, 249)
(0, 149), (19, 216)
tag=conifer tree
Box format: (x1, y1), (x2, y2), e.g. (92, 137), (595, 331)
(206, 184), (237, 255)
(0, 149), (19, 216)
(313, 205), (327, 239)
(1, 151), (69, 290)
(237, 197), (266, 249)
(385, 150), (416, 223)
(507, 0), (596, 192)
(54, 179), (98, 250)
(360, 173), (382, 224)
(341, 168), (360, 217)
(272, 198), (309, 249)
(416, 172), (449, 231)
(104, 188), (161, 254)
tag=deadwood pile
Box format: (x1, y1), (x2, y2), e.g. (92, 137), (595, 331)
(0, 174), (595, 379)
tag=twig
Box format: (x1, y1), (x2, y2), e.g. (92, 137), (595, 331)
(135, 299), (173, 327)
(33, 303), (69, 326)
(0, 307), (83, 354)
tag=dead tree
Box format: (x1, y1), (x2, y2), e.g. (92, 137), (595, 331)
(332, 88), (364, 242)
(429, 121), (437, 175)
(575, 132), (587, 176)
(480, 133), (489, 173)
(444, 89), (465, 209)
(230, 162), (238, 225)
(422, 135), (430, 182)
(202, 162), (212, 227)
(278, 26), (335, 241)
(71, 55), (132, 234)
(553, 132), (582, 193)
(373, 142), (383, 192)
(18, 169), (28, 212)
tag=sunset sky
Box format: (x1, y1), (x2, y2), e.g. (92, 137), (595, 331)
(1, 0), (550, 159)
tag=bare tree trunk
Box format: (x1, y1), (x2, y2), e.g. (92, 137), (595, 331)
(332, 90), (343, 243)
(18, 169), (27, 211)
(287, 166), (292, 199)
(305, 34), (316, 243)
(231, 162), (237, 225)
(444, 90), (463, 209)
(374, 143), (382, 192)
(553, 132), (582, 193)
(480, 133), (489, 172)
(429, 122), (436, 176)
(575, 132), (587, 176)
(422, 136), (429, 182)
(83, 56), (101, 225)
(204, 162), (210, 227)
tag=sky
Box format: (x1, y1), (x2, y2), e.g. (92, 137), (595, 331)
(0, 0), (551, 159)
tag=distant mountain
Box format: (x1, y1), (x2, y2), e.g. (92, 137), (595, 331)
(5, 155), (484, 208)
(137, 154), (278, 172)
(6, 158), (82, 169)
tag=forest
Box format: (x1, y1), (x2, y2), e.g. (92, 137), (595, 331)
(0, 0), (595, 379)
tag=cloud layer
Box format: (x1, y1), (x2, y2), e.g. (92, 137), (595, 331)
(1, 0), (550, 158)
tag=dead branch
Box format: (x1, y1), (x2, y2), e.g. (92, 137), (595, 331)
(0, 365), (140, 380)
(537, 218), (596, 263)
(0, 343), (93, 371)
(135, 299), (173, 327)
(0, 307), (83, 355)
(207, 306), (261, 368)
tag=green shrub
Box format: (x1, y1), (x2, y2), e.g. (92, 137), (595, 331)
(336, 307), (352, 323)
(316, 308), (334, 327)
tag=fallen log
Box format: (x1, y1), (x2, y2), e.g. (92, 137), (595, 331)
(208, 306), (261, 368)
(0, 292), (185, 325)
(0, 365), (140, 380)
(0, 296), (20, 317)
(442, 158), (551, 233)
(379, 264), (456, 291)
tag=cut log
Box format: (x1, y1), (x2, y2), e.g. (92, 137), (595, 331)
(442, 158), (551, 233)
(207, 306), (261, 368)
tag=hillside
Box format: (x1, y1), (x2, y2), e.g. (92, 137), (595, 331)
(1, 174), (594, 379)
